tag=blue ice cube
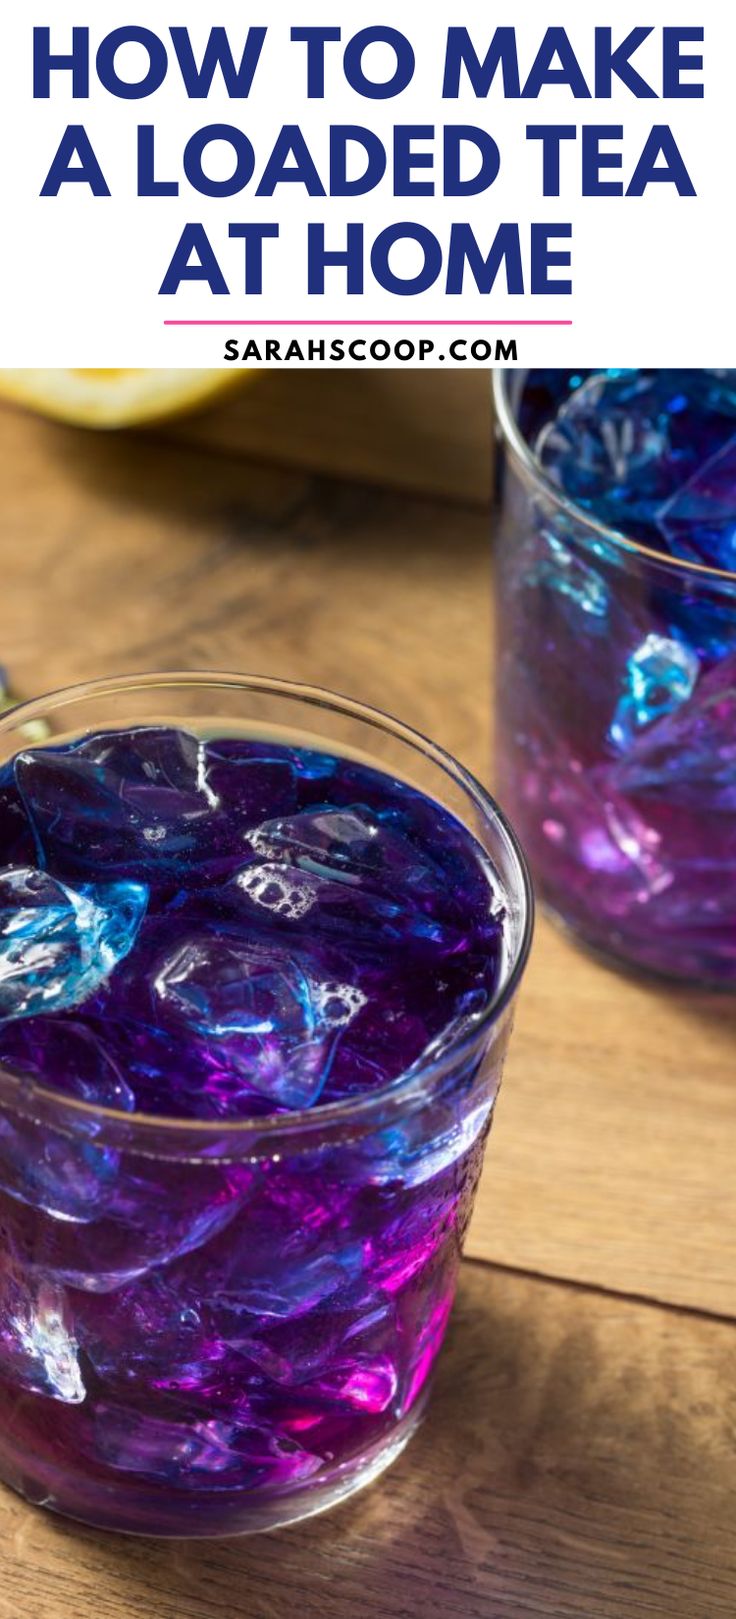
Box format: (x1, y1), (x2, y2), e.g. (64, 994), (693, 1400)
(607, 651), (736, 812)
(15, 728), (211, 857)
(657, 434), (736, 571)
(14, 726), (284, 884)
(535, 371), (689, 532)
(610, 634), (700, 750)
(0, 867), (148, 1022)
(526, 526), (611, 628)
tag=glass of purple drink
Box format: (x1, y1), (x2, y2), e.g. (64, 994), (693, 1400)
(494, 370), (736, 985)
(0, 673), (532, 1537)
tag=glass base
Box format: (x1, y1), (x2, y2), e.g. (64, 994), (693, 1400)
(540, 896), (735, 992)
(0, 1397), (427, 1539)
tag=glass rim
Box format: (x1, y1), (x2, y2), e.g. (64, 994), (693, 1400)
(492, 370), (736, 587)
(0, 670), (534, 1147)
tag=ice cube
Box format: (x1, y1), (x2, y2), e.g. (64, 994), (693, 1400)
(151, 934), (353, 1110)
(526, 526), (611, 627)
(312, 1355), (398, 1413)
(535, 371), (689, 534)
(0, 1015), (136, 1112)
(0, 1021), (134, 1223)
(203, 1233), (378, 1392)
(15, 727), (204, 869)
(25, 1163), (247, 1291)
(153, 936), (316, 1043)
(90, 1403), (322, 1487)
(0, 1116), (120, 1229)
(661, 590), (736, 664)
(688, 369), (736, 418)
(398, 1291), (453, 1415)
(78, 1270), (227, 1392)
(0, 1253), (85, 1402)
(227, 1310), (354, 1389)
(232, 858), (460, 957)
(517, 735), (673, 915)
(0, 867), (148, 1022)
(533, 369), (736, 568)
(609, 633), (700, 749)
(657, 433), (736, 571)
(505, 516), (652, 764)
(608, 652), (736, 811)
(247, 805), (443, 899)
(212, 1247), (363, 1327)
(15, 727), (296, 885)
(576, 777), (736, 949)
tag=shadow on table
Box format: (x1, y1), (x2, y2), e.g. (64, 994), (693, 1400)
(24, 395), (491, 546)
(5, 369), (492, 510)
(43, 1264), (736, 1619)
(25, 404), (491, 582)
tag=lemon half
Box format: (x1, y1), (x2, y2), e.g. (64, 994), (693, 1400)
(0, 369), (247, 430)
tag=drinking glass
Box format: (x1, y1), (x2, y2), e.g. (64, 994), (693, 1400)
(0, 673), (532, 1536)
(493, 372), (736, 985)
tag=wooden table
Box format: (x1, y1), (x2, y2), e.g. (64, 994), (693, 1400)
(0, 379), (733, 1619)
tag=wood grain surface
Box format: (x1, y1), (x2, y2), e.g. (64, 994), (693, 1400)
(473, 924), (736, 1317)
(0, 395), (733, 1616)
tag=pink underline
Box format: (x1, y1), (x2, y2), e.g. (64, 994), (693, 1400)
(164, 319), (572, 327)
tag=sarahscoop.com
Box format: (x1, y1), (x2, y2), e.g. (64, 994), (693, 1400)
(223, 335), (519, 365)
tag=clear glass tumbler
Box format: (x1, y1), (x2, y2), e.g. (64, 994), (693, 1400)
(493, 372), (736, 985)
(0, 674), (532, 1537)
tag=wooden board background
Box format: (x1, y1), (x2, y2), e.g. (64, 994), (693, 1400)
(164, 371), (494, 504)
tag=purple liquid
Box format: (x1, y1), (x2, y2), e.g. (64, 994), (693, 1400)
(0, 726), (506, 1533)
(497, 369), (736, 982)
